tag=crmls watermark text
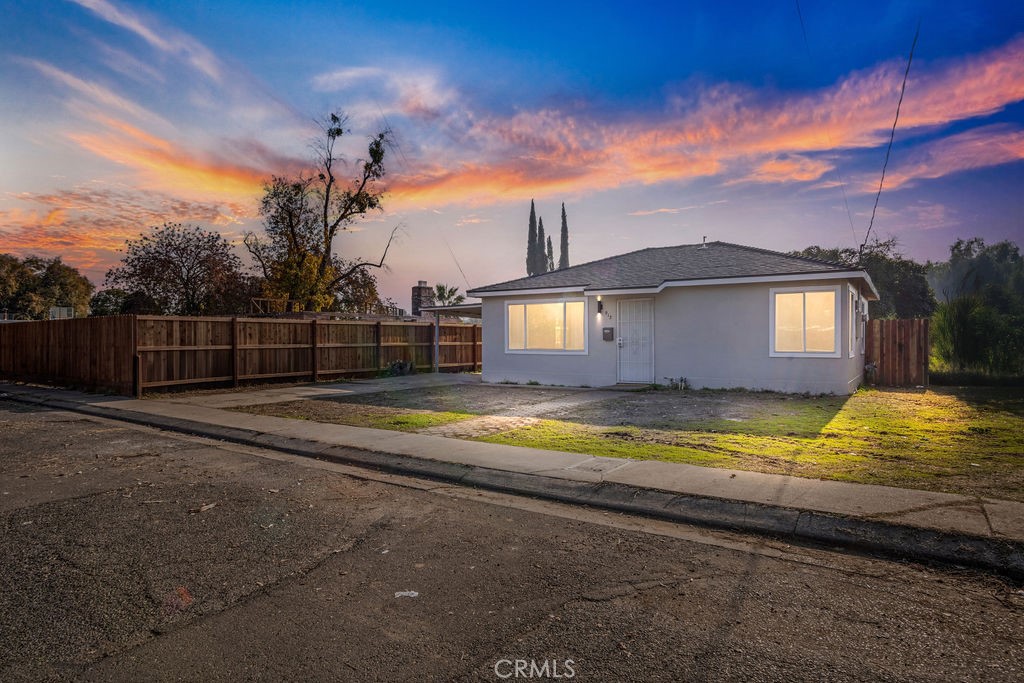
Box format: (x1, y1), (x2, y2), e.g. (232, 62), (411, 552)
(493, 659), (576, 679)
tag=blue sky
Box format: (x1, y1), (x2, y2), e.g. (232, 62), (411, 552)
(1, 1), (1022, 307)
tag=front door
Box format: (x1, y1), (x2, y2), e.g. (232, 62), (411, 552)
(617, 299), (654, 383)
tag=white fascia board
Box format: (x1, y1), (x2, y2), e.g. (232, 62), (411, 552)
(588, 271), (879, 298)
(585, 287), (660, 296)
(858, 271), (881, 300)
(469, 286), (586, 298)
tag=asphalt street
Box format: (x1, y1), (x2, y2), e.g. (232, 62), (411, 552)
(1, 400), (1022, 682)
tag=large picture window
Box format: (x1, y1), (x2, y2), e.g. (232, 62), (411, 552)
(507, 300), (586, 353)
(770, 286), (840, 357)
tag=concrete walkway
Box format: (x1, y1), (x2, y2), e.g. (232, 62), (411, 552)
(3, 379), (1023, 578)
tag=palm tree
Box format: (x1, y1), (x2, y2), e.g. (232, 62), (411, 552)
(434, 283), (465, 306)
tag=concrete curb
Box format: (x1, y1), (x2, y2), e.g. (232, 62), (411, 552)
(7, 391), (1024, 580)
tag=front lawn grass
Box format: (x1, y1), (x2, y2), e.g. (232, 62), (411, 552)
(476, 387), (1024, 501)
(237, 401), (475, 433)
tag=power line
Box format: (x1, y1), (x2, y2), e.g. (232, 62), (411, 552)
(442, 234), (472, 290)
(860, 22), (920, 261)
(794, 0), (810, 49)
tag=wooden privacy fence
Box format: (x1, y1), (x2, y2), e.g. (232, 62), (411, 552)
(865, 318), (929, 387)
(0, 316), (137, 395)
(0, 315), (481, 397)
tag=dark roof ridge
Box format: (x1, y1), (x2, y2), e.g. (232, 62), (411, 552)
(710, 240), (852, 270)
(471, 243), (678, 291)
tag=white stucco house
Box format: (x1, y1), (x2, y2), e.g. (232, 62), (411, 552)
(466, 241), (879, 394)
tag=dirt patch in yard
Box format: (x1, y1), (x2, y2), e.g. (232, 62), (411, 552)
(297, 384), (847, 433)
(544, 390), (848, 435)
(321, 384), (583, 415)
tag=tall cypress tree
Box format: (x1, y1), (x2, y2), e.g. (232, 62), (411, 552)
(526, 199), (537, 276)
(559, 203), (569, 269)
(536, 217), (547, 274)
(546, 236), (555, 272)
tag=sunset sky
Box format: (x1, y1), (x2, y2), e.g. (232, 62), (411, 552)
(2, 0), (1022, 308)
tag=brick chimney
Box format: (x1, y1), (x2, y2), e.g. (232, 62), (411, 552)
(411, 280), (435, 316)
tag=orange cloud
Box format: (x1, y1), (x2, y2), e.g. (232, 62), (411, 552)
(729, 155), (834, 185)
(66, 116), (281, 202)
(387, 35), (1024, 206)
(454, 214), (490, 227)
(878, 125), (1024, 190)
(0, 187), (253, 281)
(42, 208), (68, 226)
(628, 207), (686, 216)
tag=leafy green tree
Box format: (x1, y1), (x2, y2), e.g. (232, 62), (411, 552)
(245, 112), (394, 311)
(546, 236), (555, 272)
(106, 223), (247, 316)
(433, 283), (466, 306)
(558, 203), (569, 269)
(526, 199), (538, 276)
(89, 286), (161, 317)
(0, 253), (35, 319)
(29, 257), (94, 318)
(932, 296), (988, 372)
(334, 261), (395, 313)
(927, 238), (1024, 305)
(89, 288), (128, 316)
(928, 238), (1023, 375)
(791, 238), (936, 319)
(0, 254), (93, 319)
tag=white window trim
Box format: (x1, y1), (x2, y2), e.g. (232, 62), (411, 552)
(768, 285), (842, 358)
(505, 298), (589, 355)
(848, 285), (857, 358)
(859, 297), (869, 355)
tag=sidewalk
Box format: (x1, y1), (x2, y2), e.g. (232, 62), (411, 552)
(3, 380), (1023, 578)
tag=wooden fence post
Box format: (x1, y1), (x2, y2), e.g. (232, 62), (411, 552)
(474, 324), (480, 371)
(311, 318), (319, 382)
(433, 313), (440, 374)
(231, 317), (239, 387)
(134, 353), (143, 399)
(132, 315), (141, 398)
(375, 321), (383, 371)
(922, 318), (930, 387)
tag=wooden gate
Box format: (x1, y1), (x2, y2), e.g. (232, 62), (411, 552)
(865, 319), (929, 387)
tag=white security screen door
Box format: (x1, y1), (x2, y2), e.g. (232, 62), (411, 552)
(617, 299), (654, 383)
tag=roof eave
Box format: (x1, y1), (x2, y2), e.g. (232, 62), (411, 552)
(467, 285), (587, 298)
(475, 271), (880, 297)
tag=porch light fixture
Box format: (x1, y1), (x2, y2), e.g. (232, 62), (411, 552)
(596, 296), (603, 314)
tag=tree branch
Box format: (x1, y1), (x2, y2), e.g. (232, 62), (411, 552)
(325, 226), (399, 290)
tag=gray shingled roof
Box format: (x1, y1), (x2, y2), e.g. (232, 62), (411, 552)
(468, 241), (856, 295)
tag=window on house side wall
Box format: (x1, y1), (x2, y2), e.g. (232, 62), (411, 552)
(770, 286), (839, 357)
(506, 300), (586, 352)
